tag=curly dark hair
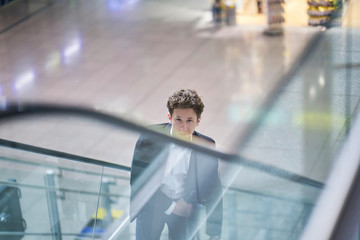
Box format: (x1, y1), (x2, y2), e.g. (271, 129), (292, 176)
(167, 89), (204, 119)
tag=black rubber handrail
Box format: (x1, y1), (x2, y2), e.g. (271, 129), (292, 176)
(0, 154), (129, 180)
(0, 138), (131, 172)
(0, 0), (55, 35)
(0, 102), (325, 189)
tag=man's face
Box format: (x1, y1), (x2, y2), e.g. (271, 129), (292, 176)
(168, 108), (201, 141)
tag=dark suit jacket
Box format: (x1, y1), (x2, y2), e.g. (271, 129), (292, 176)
(130, 123), (223, 236)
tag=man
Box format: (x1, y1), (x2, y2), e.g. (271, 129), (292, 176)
(130, 89), (222, 240)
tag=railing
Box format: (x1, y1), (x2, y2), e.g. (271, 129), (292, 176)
(0, 103), (326, 240)
(0, 0), (55, 35)
(0, 142), (130, 240)
(0, 0), (15, 8)
(0, 103), (324, 188)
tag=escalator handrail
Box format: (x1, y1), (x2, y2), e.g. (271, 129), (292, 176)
(0, 138), (131, 172)
(0, 102), (324, 189)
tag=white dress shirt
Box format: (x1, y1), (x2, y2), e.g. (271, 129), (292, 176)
(160, 127), (192, 215)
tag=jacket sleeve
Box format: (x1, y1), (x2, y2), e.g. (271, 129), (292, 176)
(130, 135), (165, 185)
(129, 134), (171, 221)
(130, 136), (147, 186)
(129, 135), (148, 221)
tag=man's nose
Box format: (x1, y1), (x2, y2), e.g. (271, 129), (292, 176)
(180, 123), (188, 131)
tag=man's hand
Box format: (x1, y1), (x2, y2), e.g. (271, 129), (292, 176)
(172, 198), (192, 217)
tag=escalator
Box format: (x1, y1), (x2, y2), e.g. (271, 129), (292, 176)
(0, 103), (331, 240)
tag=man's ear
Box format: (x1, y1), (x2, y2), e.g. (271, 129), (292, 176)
(196, 116), (201, 126)
(168, 113), (172, 123)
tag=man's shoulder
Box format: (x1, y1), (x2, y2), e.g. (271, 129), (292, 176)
(148, 124), (215, 144)
(193, 131), (216, 145)
(135, 123), (169, 150)
(137, 123), (170, 142)
(139, 123), (215, 145)
(147, 123), (170, 134)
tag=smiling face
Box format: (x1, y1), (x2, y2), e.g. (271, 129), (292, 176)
(168, 108), (201, 141)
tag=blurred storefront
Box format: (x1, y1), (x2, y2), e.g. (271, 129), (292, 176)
(215, 0), (345, 27)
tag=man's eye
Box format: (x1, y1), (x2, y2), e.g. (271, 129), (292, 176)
(187, 120), (193, 123)
(176, 118), (181, 121)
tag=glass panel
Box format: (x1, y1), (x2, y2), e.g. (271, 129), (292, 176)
(102, 127), (322, 240)
(239, 27), (360, 181)
(231, 27), (359, 239)
(0, 114), (138, 240)
(219, 163), (320, 240)
(0, 147), (104, 239)
(96, 166), (132, 239)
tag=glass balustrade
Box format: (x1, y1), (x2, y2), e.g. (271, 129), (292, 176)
(0, 144), (132, 240)
(0, 111), (325, 240)
(0, 114), (138, 240)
